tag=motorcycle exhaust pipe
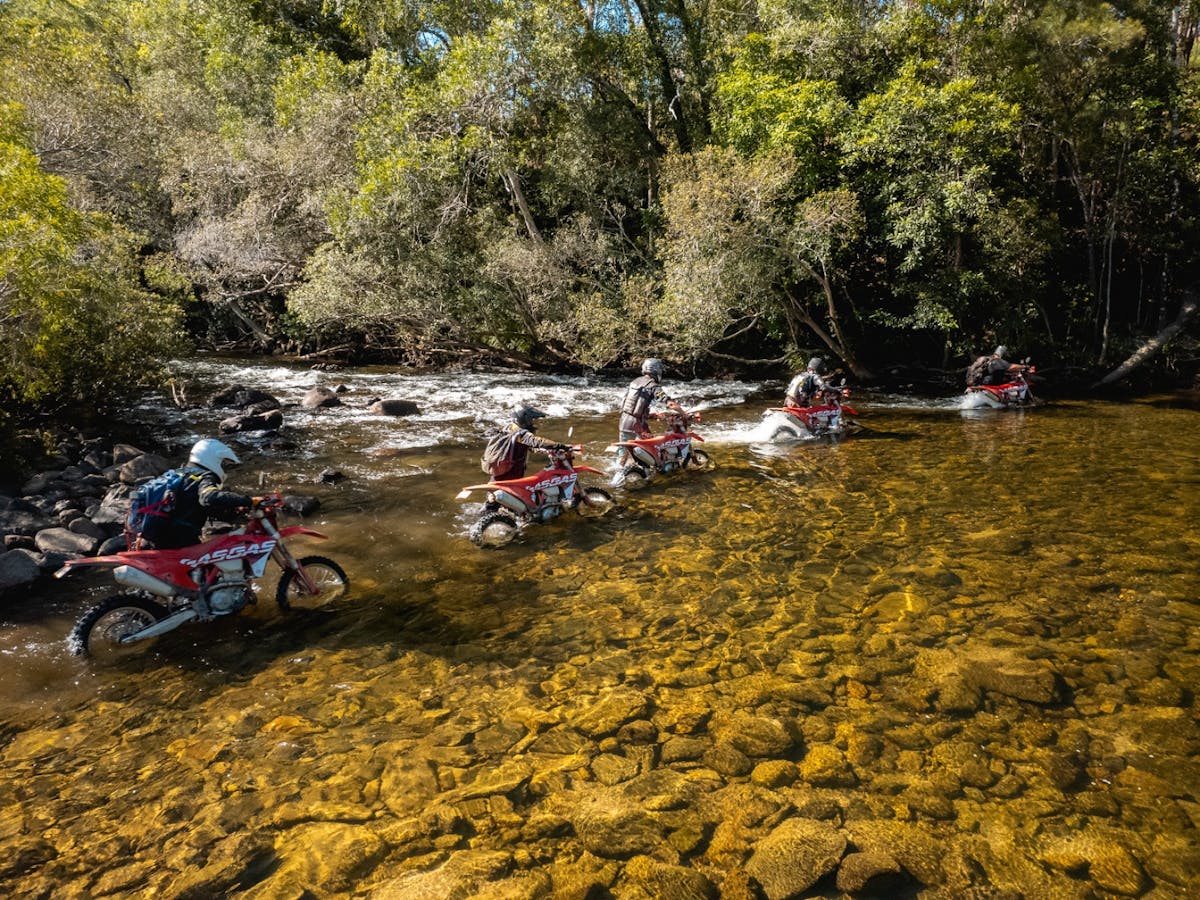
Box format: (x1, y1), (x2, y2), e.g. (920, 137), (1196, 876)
(120, 608), (198, 644)
(113, 565), (176, 598)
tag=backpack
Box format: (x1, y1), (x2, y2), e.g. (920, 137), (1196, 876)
(965, 356), (990, 387)
(126, 468), (199, 545)
(480, 428), (515, 476)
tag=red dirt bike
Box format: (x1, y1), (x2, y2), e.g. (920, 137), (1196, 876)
(456, 445), (615, 548)
(58, 494), (348, 661)
(606, 411), (712, 490)
(765, 385), (861, 440)
(963, 366), (1037, 410)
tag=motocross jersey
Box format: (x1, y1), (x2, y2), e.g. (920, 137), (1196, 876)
(141, 470), (252, 549)
(619, 375), (674, 434)
(496, 423), (559, 480)
(786, 371), (826, 407)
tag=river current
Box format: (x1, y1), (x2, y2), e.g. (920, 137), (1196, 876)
(1, 357), (1198, 898)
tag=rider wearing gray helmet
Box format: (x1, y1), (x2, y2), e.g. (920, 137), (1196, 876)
(785, 357), (829, 407)
(619, 358), (684, 437)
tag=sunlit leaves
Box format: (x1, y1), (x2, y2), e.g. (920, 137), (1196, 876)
(0, 113), (182, 406)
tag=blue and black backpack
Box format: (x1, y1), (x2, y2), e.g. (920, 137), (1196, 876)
(125, 467), (202, 548)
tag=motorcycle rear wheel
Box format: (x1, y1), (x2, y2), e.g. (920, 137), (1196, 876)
(276, 556), (349, 611)
(770, 426), (801, 442)
(469, 511), (520, 548)
(619, 464), (651, 490)
(687, 449), (713, 470)
(575, 487), (614, 517)
(70, 594), (168, 662)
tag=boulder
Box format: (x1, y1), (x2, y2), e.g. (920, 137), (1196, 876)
(35, 527), (99, 557)
(0, 551), (41, 592)
(0, 508), (54, 537)
(318, 469), (345, 484)
(301, 387), (341, 409)
(67, 518), (107, 542)
(208, 384), (280, 410)
(219, 409), (283, 433)
(112, 444), (145, 465)
(368, 398), (421, 416)
(118, 453), (171, 485)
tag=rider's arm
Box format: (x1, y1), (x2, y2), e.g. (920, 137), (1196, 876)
(198, 476), (253, 512)
(653, 384), (684, 414)
(513, 430), (562, 450)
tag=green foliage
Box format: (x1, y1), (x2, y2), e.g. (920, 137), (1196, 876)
(0, 0), (1197, 380)
(0, 108), (183, 408)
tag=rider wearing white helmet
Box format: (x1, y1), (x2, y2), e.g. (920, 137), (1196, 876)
(136, 438), (253, 549)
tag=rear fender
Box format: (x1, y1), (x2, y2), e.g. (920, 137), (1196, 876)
(456, 483), (498, 499)
(685, 432), (705, 442)
(841, 406), (859, 416)
(54, 555), (122, 578)
(572, 464), (606, 476)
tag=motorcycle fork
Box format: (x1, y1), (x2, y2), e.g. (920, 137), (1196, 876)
(264, 519), (319, 594)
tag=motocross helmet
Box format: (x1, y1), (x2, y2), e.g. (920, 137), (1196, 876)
(512, 405), (548, 432)
(188, 438), (240, 480)
(994, 345), (1009, 358)
(807, 357), (826, 374)
(641, 358), (664, 380)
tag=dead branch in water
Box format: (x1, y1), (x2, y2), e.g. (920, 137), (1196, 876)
(1093, 292), (1199, 388)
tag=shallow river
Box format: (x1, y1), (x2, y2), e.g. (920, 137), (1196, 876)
(1, 358), (1198, 898)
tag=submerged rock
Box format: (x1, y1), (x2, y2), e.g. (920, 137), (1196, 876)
(745, 817), (847, 900)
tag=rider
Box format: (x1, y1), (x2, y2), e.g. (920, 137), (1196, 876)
(785, 357), (829, 407)
(967, 346), (1025, 387)
(617, 358), (685, 461)
(493, 405), (569, 481)
(137, 438), (253, 549)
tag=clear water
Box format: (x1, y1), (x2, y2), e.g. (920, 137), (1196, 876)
(1, 357), (1197, 897)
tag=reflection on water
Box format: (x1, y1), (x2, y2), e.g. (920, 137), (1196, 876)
(1, 360), (1198, 897)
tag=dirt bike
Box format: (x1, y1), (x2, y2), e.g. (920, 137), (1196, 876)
(764, 385), (861, 440)
(963, 366), (1037, 410)
(58, 494), (348, 661)
(456, 445), (615, 548)
(607, 411), (712, 490)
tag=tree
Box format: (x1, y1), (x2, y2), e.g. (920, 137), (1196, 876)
(0, 105), (182, 407)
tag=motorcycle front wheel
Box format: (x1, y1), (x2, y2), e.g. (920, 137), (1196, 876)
(70, 594), (168, 662)
(469, 511), (520, 548)
(276, 556), (349, 611)
(575, 487), (615, 518)
(619, 464), (651, 490)
(770, 426), (801, 442)
(687, 449), (713, 470)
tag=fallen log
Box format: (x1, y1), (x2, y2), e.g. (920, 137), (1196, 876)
(1093, 293), (1198, 388)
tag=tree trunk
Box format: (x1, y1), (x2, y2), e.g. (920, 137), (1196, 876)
(788, 292), (873, 381)
(502, 169), (543, 244)
(1092, 293), (1198, 388)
